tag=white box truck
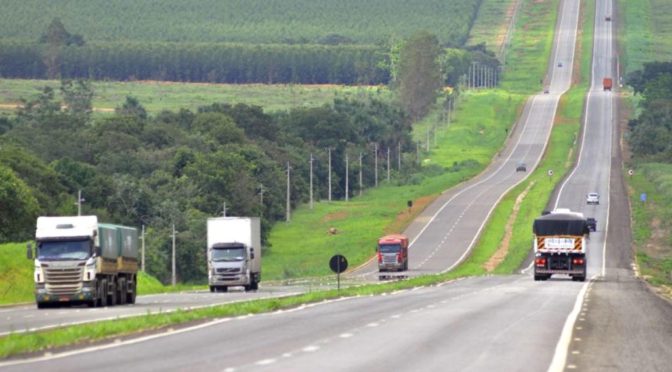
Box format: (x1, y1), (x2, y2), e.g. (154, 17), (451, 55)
(207, 217), (261, 292)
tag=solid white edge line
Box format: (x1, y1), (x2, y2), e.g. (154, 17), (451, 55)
(547, 277), (592, 372)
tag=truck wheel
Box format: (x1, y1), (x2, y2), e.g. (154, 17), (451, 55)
(117, 278), (127, 305)
(220, 286), (228, 292)
(36, 302), (48, 309)
(127, 280), (137, 304)
(99, 280), (108, 307)
(210, 286), (215, 293)
(108, 281), (117, 307)
(250, 280), (259, 291)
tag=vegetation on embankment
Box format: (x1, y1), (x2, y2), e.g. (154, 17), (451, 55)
(618, 0), (672, 296)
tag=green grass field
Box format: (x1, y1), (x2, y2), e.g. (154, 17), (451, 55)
(0, 79), (390, 115)
(468, 0), (519, 54)
(0, 0), (479, 46)
(617, 0), (672, 74)
(500, 0), (559, 93)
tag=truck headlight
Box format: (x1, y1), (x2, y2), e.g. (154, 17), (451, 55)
(84, 259), (96, 281)
(34, 261), (44, 283)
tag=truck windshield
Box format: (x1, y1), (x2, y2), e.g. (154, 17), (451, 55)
(38, 239), (91, 260)
(379, 244), (401, 253)
(212, 247), (245, 262)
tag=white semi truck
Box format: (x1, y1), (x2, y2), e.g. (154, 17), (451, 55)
(29, 216), (139, 308)
(207, 217), (261, 292)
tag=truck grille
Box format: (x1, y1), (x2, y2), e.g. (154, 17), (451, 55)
(216, 267), (241, 274)
(382, 255), (398, 264)
(45, 267), (83, 295)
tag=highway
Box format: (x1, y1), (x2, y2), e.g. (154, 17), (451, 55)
(3, 0), (672, 371)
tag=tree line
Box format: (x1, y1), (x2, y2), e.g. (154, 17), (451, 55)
(627, 61), (672, 161)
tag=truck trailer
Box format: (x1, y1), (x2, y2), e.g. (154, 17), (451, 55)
(532, 209), (589, 281)
(603, 77), (613, 91)
(377, 234), (409, 272)
(30, 216), (139, 308)
(207, 217), (261, 292)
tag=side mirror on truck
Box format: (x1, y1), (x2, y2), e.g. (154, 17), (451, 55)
(26, 242), (33, 259)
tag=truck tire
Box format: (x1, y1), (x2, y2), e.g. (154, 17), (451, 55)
(37, 302), (48, 309)
(127, 280), (137, 304)
(209, 286), (215, 293)
(118, 278), (127, 305)
(99, 280), (108, 307)
(108, 280), (117, 307)
(219, 286), (228, 292)
(250, 280), (259, 291)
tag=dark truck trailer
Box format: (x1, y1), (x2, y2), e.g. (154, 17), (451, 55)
(532, 209), (590, 282)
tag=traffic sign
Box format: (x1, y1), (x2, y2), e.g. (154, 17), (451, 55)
(329, 254), (348, 274)
(641, 193), (647, 202)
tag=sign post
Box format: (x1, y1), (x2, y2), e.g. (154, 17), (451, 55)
(329, 254), (348, 293)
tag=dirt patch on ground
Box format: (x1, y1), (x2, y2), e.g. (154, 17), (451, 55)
(484, 181), (535, 272)
(385, 195), (437, 235)
(643, 217), (672, 259)
(322, 210), (349, 223)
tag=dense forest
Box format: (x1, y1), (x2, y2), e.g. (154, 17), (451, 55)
(0, 79), (451, 283)
(626, 61), (672, 161)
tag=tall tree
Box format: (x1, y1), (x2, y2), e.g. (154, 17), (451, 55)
(397, 31), (443, 121)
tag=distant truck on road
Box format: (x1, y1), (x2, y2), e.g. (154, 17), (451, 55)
(532, 209), (589, 282)
(207, 217), (261, 292)
(377, 234), (409, 272)
(30, 216), (139, 308)
(603, 77), (613, 91)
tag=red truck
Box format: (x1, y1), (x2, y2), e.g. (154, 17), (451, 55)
(603, 77), (613, 91)
(377, 234), (409, 272)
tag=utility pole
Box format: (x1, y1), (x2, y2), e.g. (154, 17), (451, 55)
(328, 148), (332, 202)
(359, 152), (363, 196)
(398, 141), (402, 171)
(221, 202), (227, 217)
(75, 190), (84, 216)
(345, 153), (349, 201)
(140, 224), (145, 272)
(258, 184), (265, 208)
(374, 143), (378, 187)
(286, 162), (291, 222)
(309, 153), (314, 209)
(171, 223), (176, 286)
(387, 147), (391, 182)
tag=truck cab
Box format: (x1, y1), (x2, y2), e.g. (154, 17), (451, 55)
(377, 234), (409, 272)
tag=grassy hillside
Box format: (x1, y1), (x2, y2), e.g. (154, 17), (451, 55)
(0, 0), (480, 46)
(0, 79), (390, 115)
